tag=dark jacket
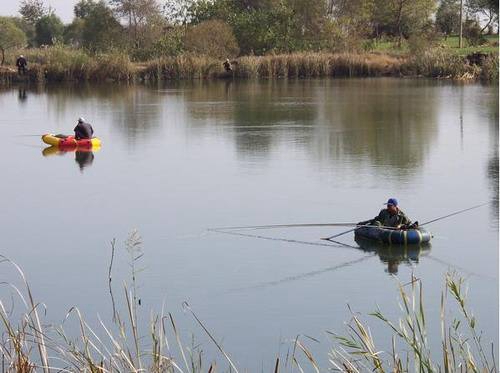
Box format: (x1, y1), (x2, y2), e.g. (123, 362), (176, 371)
(74, 121), (94, 140)
(16, 57), (27, 67)
(359, 208), (411, 228)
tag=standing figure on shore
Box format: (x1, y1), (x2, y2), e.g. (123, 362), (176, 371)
(223, 58), (232, 72)
(74, 117), (94, 140)
(358, 198), (414, 228)
(16, 55), (27, 75)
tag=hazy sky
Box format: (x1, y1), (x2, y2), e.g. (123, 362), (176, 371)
(0, 1), (79, 23)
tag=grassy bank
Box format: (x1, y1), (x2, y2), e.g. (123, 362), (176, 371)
(0, 46), (498, 84)
(0, 232), (496, 372)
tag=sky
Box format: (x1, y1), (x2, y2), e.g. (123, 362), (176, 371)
(0, 0), (79, 23)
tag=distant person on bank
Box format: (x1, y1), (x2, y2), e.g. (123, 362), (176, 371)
(16, 55), (27, 75)
(358, 198), (415, 229)
(74, 117), (94, 139)
(223, 58), (232, 72)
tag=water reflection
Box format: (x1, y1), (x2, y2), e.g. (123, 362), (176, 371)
(486, 90), (499, 222)
(18, 87), (27, 103)
(177, 79), (438, 172)
(180, 80), (317, 158)
(42, 146), (97, 172)
(354, 236), (430, 274)
(311, 79), (438, 177)
(33, 83), (163, 147)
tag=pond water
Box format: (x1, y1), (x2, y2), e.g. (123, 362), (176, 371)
(0, 78), (498, 370)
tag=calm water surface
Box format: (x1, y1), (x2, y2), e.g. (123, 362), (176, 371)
(0, 79), (498, 369)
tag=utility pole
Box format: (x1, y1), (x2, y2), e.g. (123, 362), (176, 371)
(459, 0), (463, 48)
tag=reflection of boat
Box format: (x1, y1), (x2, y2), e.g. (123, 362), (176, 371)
(42, 146), (98, 156)
(354, 225), (432, 245)
(355, 236), (431, 274)
(42, 146), (97, 172)
(42, 134), (101, 149)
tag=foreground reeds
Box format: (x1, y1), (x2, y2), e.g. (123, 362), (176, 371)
(1, 46), (498, 84)
(0, 231), (495, 372)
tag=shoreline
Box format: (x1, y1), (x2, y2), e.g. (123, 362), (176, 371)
(1, 50), (497, 84)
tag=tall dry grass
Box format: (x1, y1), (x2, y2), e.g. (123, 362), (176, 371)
(0, 231), (495, 372)
(401, 50), (482, 80)
(4, 46), (134, 82)
(1, 48), (497, 83)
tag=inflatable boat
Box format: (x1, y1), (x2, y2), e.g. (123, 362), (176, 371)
(42, 134), (101, 149)
(354, 225), (432, 245)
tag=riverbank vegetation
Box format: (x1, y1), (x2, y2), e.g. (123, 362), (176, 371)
(0, 233), (496, 372)
(0, 0), (498, 83)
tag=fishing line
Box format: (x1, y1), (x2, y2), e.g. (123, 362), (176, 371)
(226, 254), (375, 293)
(426, 254), (495, 280)
(208, 228), (358, 249)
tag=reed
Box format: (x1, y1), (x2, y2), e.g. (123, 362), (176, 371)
(480, 54), (499, 83)
(3, 46), (134, 82)
(401, 50), (482, 80)
(140, 54), (221, 80)
(328, 273), (497, 372)
(0, 233), (495, 372)
(1, 48), (497, 83)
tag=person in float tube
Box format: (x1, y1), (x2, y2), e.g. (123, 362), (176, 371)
(74, 117), (94, 140)
(358, 198), (416, 229)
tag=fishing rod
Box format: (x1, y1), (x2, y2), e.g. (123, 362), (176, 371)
(322, 202), (490, 241)
(210, 222), (358, 231)
(419, 202), (489, 226)
(321, 223), (403, 241)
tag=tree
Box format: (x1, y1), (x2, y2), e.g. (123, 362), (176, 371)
(183, 20), (239, 58)
(19, 0), (46, 25)
(0, 17), (27, 65)
(466, 0), (498, 32)
(372, 0), (437, 47)
(63, 18), (85, 47)
(76, 1), (125, 52)
(286, 0), (329, 44)
(109, 0), (164, 49)
(436, 0), (461, 37)
(186, 0), (327, 54)
(329, 0), (375, 50)
(35, 13), (64, 45)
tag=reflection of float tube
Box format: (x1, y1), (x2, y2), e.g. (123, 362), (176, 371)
(42, 144), (100, 157)
(42, 146), (60, 157)
(354, 236), (430, 262)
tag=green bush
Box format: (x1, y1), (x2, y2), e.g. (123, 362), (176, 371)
(464, 19), (487, 46)
(183, 20), (239, 59)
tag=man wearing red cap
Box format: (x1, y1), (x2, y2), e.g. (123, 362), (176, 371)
(358, 198), (413, 228)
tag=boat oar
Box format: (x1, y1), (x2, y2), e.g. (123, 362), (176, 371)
(320, 223), (402, 241)
(321, 224), (367, 240)
(420, 202), (489, 226)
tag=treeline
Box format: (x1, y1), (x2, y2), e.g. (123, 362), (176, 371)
(0, 0), (498, 65)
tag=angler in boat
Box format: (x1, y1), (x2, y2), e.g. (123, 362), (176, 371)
(353, 198), (430, 245)
(74, 117), (94, 140)
(358, 198), (416, 229)
(42, 117), (100, 149)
